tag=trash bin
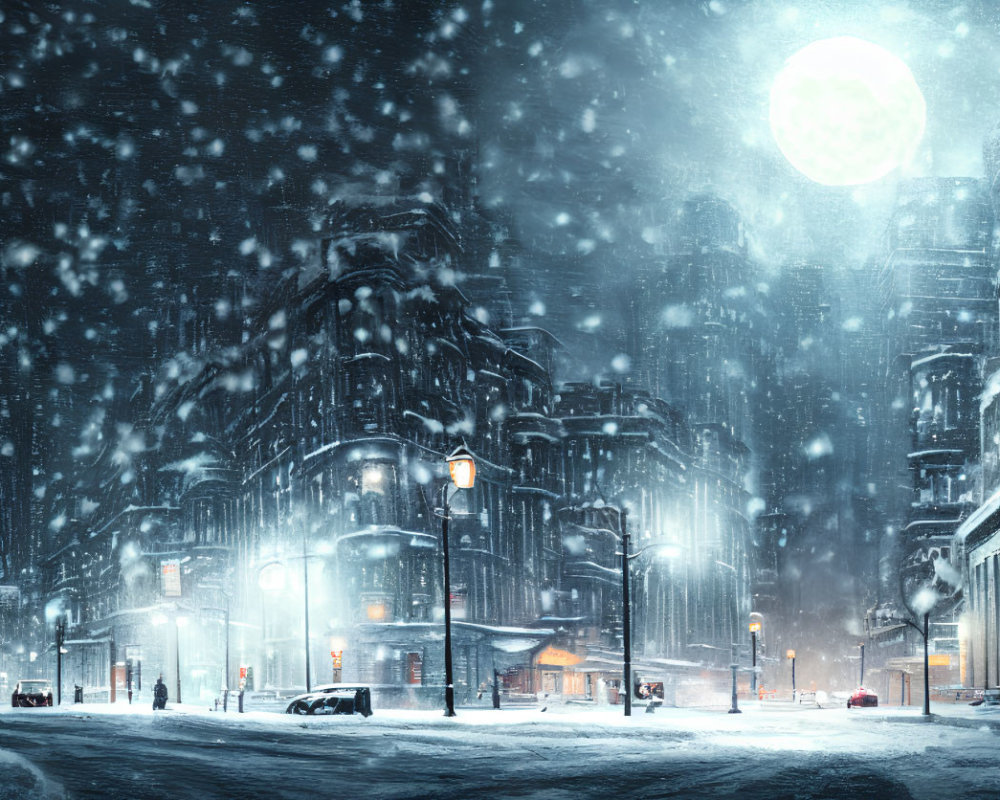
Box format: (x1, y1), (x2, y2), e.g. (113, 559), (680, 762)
(74, 685), (83, 703)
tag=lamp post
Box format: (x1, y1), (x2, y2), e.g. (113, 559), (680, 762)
(257, 560), (288, 690)
(302, 528), (312, 693)
(873, 613), (931, 716)
(787, 649), (796, 700)
(174, 615), (183, 704)
(749, 621), (761, 696)
(200, 603), (230, 705)
(442, 445), (476, 718)
(154, 610), (185, 704)
(922, 612), (930, 715)
(618, 509), (633, 717)
(617, 527), (682, 718)
(859, 642), (865, 686)
(55, 618), (65, 706)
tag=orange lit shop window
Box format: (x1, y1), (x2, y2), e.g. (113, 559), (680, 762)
(366, 603), (387, 621)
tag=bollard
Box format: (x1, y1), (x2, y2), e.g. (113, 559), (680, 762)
(74, 685), (83, 704)
(238, 689), (244, 713)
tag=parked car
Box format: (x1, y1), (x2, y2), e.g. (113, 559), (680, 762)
(12, 679), (54, 708)
(846, 687), (878, 708)
(285, 684), (373, 717)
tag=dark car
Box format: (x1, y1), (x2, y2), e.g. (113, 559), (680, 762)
(847, 687), (878, 708)
(12, 679), (54, 708)
(285, 684), (373, 717)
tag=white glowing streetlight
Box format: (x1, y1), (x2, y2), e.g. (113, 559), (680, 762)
(151, 607), (186, 704)
(257, 561), (287, 594)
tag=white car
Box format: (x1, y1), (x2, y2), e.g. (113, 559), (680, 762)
(285, 684), (373, 717)
(12, 679), (54, 708)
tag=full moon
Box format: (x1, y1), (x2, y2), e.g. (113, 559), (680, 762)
(769, 36), (926, 186)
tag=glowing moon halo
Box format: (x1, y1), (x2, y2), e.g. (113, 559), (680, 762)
(769, 37), (926, 186)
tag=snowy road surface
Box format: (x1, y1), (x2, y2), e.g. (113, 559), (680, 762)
(0, 702), (998, 799)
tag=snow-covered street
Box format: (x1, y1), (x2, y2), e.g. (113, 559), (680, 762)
(2, 701), (999, 800)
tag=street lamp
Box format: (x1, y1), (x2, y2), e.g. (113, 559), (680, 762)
(174, 615), (187, 704)
(749, 620), (761, 696)
(442, 445), (476, 718)
(302, 527), (312, 693)
(619, 530), (682, 718)
(256, 560), (285, 690)
(55, 618), (65, 706)
(153, 609), (185, 704)
(44, 600), (67, 705)
(257, 532), (317, 695)
(870, 612), (931, 716)
(619, 508), (632, 717)
(787, 649), (796, 700)
(200, 604), (230, 707)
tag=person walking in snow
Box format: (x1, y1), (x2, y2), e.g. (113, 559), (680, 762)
(153, 676), (168, 710)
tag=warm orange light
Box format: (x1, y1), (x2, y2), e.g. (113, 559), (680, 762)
(534, 645), (584, 667)
(446, 445), (476, 489)
(749, 622), (761, 633)
(366, 603), (386, 621)
(786, 649), (796, 659)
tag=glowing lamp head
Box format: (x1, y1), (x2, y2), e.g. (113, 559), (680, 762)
(786, 649), (796, 659)
(257, 561), (287, 593)
(446, 445), (476, 489)
(749, 621), (762, 633)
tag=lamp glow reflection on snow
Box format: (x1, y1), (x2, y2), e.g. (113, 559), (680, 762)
(769, 36), (925, 186)
(442, 445), (476, 717)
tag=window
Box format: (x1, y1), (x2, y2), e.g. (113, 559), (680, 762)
(352, 462), (398, 527)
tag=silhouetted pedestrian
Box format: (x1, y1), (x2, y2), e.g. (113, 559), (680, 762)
(153, 676), (168, 710)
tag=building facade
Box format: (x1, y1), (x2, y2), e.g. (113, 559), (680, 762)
(31, 199), (757, 708)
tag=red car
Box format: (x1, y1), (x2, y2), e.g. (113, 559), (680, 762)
(847, 687), (878, 708)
